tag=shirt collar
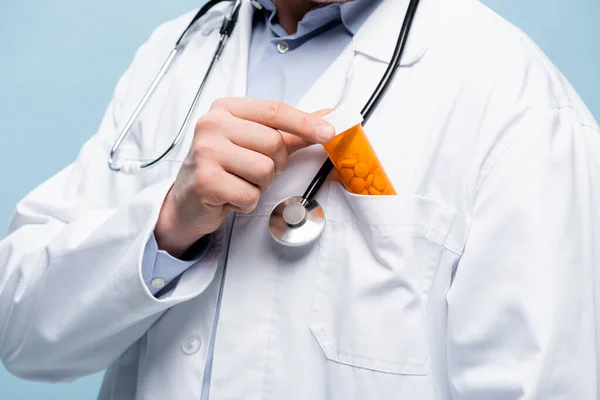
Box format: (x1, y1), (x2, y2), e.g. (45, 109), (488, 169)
(254, 0), (381, 37)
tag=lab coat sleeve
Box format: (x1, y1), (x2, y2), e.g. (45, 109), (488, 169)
(0, 11), (223, 382)
(446, 107), (600, 399)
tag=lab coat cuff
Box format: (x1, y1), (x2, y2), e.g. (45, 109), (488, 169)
(113, 179), (222, 314)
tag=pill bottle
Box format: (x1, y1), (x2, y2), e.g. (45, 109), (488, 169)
(322, 108), (396, 196)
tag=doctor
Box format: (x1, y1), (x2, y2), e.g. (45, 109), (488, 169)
(1, 0), (599, 398)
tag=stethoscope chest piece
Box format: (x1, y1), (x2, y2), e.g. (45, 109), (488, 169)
(268, 196), (325, 247)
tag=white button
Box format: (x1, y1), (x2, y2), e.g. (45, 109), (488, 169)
(151, 277), (165, 289)
(182, 334), (201, 355)
(276, 40), (290, 54)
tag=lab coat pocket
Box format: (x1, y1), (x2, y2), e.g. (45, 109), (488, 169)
(309, 182), (456, 375)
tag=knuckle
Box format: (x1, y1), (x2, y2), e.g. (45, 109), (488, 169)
(240, 186), (260, 207)
(195, 160), (220, 186)
(276, 154), (289, 173)
(191, 138), (215, 159)
(210, 97), (230, 111)
(265, 133), (286, 154)
(254, 157), (275, 179)
(195, 113), (221, 133)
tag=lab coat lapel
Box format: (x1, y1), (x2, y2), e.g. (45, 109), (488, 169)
(159, 1), (253, 162)
(292, 0), (417, 115)
(294, 0), (462, 114)
(217, 0), (254, 97)
(353, 0), (460, 66)
(294, 0), (462, 127)
(185, 0), (253, 104)
(181, 0), (253, 112)
(293, 43), (355, 113)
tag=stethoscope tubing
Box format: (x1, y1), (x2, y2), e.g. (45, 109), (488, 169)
(105, 0), (422, 247)
(301, 0), (421, 203)
(107, 0), (241, 173)
(107, 0), (421, 232)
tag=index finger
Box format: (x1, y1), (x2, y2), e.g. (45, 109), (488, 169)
(211, 98), (335, 144)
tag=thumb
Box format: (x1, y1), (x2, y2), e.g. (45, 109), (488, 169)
(282, 109), (335, 155)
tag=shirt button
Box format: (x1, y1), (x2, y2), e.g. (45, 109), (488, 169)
(182, 334), (201, 355)
(276, 40), (290, 54)
(151, 277), (165, 289)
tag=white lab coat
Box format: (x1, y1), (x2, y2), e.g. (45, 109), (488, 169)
(1, 0), (599, 398)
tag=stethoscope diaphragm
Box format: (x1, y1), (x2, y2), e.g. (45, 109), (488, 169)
(268, 196), (325, 247)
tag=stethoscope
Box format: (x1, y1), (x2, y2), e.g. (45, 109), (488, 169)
(108, 0), (420, 247)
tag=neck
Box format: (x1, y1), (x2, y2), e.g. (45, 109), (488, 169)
(272, 0), (318, 34)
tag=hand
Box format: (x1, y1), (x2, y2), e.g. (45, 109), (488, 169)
(155, 98), (335, 258)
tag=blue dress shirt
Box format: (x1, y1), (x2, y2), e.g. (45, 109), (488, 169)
(142, 0), (380, 296)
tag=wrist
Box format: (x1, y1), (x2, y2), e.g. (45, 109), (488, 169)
(155, 197), (198, 258)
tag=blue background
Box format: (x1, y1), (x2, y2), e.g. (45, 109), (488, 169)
(0, 0), (598, 398)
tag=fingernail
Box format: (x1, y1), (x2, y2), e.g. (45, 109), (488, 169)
(315, 122), (335, 143)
